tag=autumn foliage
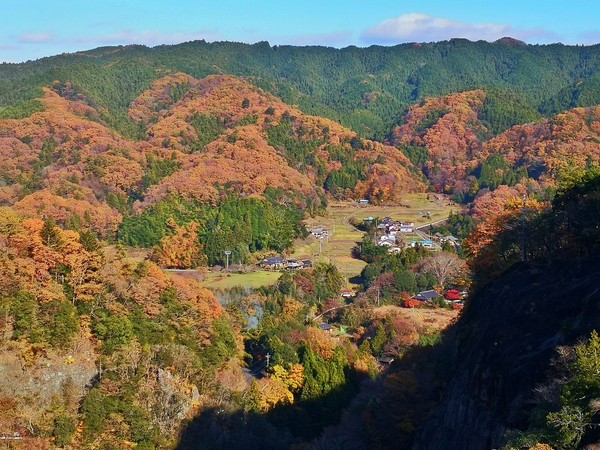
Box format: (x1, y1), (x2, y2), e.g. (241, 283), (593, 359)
(391, 90), (489, 194)
(150, 220), (206, 269)
(0, 73), (428, 239)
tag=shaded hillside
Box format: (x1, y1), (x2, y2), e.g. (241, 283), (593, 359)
(415, 174), (600, 450)
(4, 40), (600, 138)
(415, 256), (600, 450)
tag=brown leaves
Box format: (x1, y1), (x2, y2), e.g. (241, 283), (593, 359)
(391, 90), (488, 194)
(483, 105), (600, 187)
(134, 124), (321, 210)
(15, 190), (122, 238)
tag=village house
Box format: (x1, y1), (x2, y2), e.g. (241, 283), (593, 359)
(285, 259), (302, 270)
(421, 239), (434, 248)
(260, 257), (313, 271)
(260, 256), (286, 270)
(340, 289), (354, 298)
(399, 222), (415, 233)
(378, 356), (395, 365)
(318, 323), (333, 333)
(310, 227), (330, 238)
(378, 235), (396, 247)
(414, 290), (442, 303)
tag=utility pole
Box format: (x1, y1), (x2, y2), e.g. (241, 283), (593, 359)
(265, 353), (271, 369)
(224, 250), (231, 272)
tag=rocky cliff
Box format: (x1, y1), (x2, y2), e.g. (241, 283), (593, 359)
(415, 256), (600, 449)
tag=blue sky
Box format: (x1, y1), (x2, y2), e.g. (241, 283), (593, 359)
(3, 0), (600, 63)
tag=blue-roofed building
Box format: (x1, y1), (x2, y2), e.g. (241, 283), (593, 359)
(414, 290), (442, 302)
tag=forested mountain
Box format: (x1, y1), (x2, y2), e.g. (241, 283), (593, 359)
(0, 73), (422, 265)
(2, 38), (600, 450)
(3, 39), (600, 139)
(391, 89), (600, 201)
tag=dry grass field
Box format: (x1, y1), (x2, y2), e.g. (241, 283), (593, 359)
(199, 270), (282, 289)
(372, 304), (459, 332)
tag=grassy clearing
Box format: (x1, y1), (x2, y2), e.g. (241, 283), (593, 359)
(372, 305), (458, 331)
(200, 270), (282, 289)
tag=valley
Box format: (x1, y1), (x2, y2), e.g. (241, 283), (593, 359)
(1, 37), (600, 450)
(165, 192), (457, 291)
(293, 193), (457, 283)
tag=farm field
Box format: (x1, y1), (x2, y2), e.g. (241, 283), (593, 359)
(291, 193), (458, 284)
(195, 270), (282, 289)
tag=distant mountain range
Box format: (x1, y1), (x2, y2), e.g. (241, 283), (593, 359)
(3, 38), (600, 140)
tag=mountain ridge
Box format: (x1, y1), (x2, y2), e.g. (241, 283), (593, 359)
(4, 38), (600, 139)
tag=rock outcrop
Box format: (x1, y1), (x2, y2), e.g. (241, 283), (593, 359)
(415, 256), (600, 449)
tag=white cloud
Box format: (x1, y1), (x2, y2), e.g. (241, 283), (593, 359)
(18, 32), (55, 44)
(361, 13), (561, 44)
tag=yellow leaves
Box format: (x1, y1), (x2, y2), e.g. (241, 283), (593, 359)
(95, 154), (144, 194)
(306, 326), (336, 360)
(3, 213), (107, 303)
(270, 363), (305, 392)
(150, 221), (206, 269)
(61, 229), (84, 254)
(270, 364), (288, 381)
(79, 315), (93, 339)
(55, 230), (103, 301)
(281, 296), (304, 319)
(286, 363), (305, 391)
(0, 206), (22, 237)
(352, 351), (378, 376)
(250, 377), (295, 413)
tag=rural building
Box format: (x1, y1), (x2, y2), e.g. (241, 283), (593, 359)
(260, 256), (286, 270)
(286, 259), (302, 269)
(399, 222), (415, 233)
(414, 290), (442, 302)
(378, 356), (395, 365)
(340, 289), (354, 298)
(319, 323), (333, 332)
